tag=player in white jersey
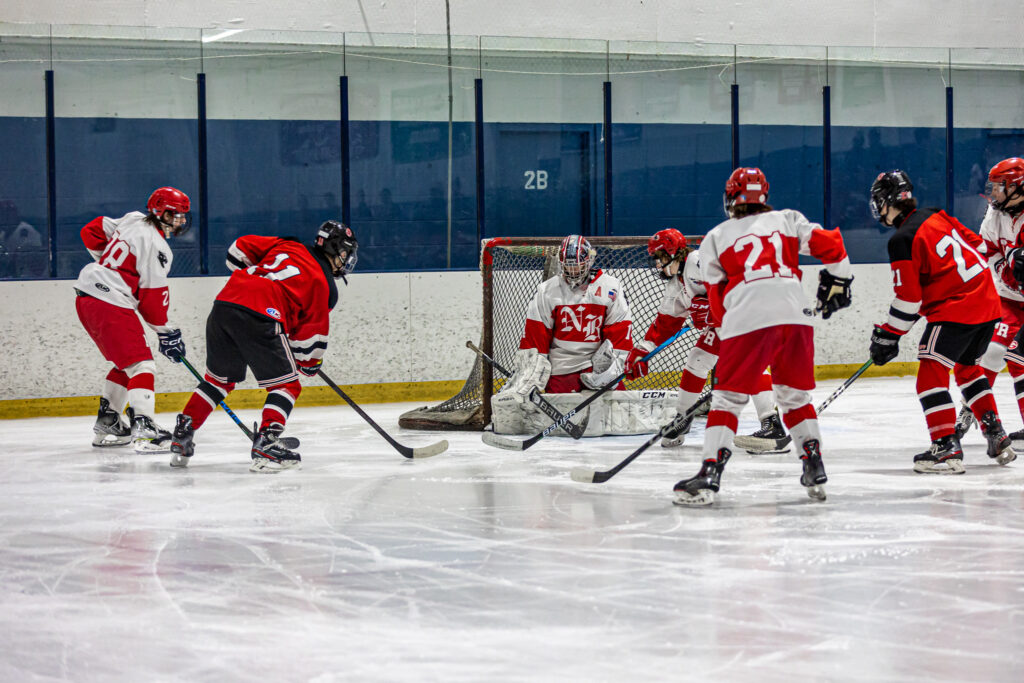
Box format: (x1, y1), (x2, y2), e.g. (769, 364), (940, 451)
(499, 235), (633, 408)
(960, 158), (1024, 443)
(674, 168), (853, 506)
(74, 187), (190, 453)
(624, 228), (790, 450)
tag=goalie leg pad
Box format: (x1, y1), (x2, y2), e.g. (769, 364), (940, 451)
(491, 390), (677, 436)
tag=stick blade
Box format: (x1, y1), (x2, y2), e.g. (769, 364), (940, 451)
(481, 432), (526, 451)
(410, 439), (449, 459)
(569, 467), (597, 483)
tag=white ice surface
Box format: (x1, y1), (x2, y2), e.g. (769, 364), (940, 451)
(2, 375), (1024, 682)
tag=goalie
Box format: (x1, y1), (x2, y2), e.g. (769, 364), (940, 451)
(493, 235), (671, 435)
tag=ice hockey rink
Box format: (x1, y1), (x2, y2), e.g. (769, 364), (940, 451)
(3, 374), (1023, 682)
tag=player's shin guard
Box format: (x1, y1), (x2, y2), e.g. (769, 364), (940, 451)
(261, 381), (301, 432)
(916, 359), (956, 442)
(954, 364), (998, 423)
(182, 377), (235, 430)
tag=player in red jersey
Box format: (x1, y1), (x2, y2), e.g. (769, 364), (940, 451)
(169, 221), (357, 472)
(673, 168), (853, 506)
(958, 158), (1024, 443)
(499, 235), (632, 404)
(867, 170), (1016, 473)
(74, 187), (191, 453)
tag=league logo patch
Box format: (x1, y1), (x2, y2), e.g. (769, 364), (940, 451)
(95, 283), (110, 293)
(158, 251), (168, 268)
(266, 307), (282, 320)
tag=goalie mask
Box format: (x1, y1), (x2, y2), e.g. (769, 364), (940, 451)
(314, 220), (358, 281)
(147, 187), (191, 237)
(869, 170), (914, 225)
(724, 167), (769, 218)
(558, 234), (596, 289)
(985, 157), (1024, 213)
(647, 228), (689, 280)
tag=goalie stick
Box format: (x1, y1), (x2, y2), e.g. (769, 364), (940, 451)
(570, 389), (713, 484)
(317, 369), (449, 459)
(725, 359), (876, 453)
(481, 326), (691, 452)
(465, 341), (588, 439)
(179, 356), (300, 449)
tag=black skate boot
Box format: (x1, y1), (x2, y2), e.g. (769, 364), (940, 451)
(912, 434), (964, 474)
(250, 423), (301, 472)
(660, 411), (694, 448)
(954, 403), (975, 440)
(799, 439), (828, 501)
(130, 413), (173, 454)
(169, 414), (195, 468)
(979, 411), (1017, 466)
(673, 448), (731, 506)
(92, 397), (132, 447)
(1008, 427), (1024, 444)
(733, 411), (792, 454)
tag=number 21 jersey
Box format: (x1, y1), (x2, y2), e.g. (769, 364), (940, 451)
(698, 209), (852, 339)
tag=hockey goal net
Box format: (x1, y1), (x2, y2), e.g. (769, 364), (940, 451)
(399, 236), (704, 431)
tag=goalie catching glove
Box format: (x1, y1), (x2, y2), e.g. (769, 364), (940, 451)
(816, 270), (853, 319)
(580, 339), (625, 390)
(500, 348), (552, 406)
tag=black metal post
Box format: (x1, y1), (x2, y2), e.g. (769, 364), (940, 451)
(823, 85), (832, 228)
(340, 76), (351, 227)
(946, 86), (954, 214)
(197, 73), (209, 275)
(603, 80), (612, 236)
(44, 70), (57, 277)
(731, 83), (740, 171)
(474, 77), (485, 242)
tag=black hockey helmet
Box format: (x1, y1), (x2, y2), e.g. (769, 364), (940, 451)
(869, 170), (914, 225)
(314, 220), (358, 281)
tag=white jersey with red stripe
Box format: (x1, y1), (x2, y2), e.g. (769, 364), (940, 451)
(519, 269), (632, 375)
(74, 211), (175, 332)
(699, 208), (851, 340)
(979, 204), (1024, 303)
(655, 249), (707, 318)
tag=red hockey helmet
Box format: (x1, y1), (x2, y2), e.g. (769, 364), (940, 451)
(724, 167), (769, 217)
(647, 228), (689, 280)
(986, 158), (1024, 212)
(558, 234), (596, 289)
(147, 186), (191, 237)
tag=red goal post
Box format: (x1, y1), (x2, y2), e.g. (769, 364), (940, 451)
(399, 235), (704, 431)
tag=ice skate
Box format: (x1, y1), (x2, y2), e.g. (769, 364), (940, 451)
(979, 411), (1017, 466)
(131, 413), (173, 454)
(1008, 427), (1024, 445)
(733, 412), (792, 454)
(912, 435), (964, 474)
(250, 424), (301, 472)
(169, 414), (195, 468)
(92, 397), (132, 447)
(799, 439), (827, 501)
(673, 448), (730, 506)
(660, 411), (693, 448)
(953, 403), (975, 440)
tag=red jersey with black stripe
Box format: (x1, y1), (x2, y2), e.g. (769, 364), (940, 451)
(879, 208), (1000, 336)
(217, 236), (338, 367)
(698, 209), (852, 339)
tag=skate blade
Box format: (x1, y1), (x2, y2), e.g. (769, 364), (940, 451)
(734, 435), (791, 454)
(133, 440), (172, 455)
(913, 460), (965, 474)
(672, 490), (715, 506)
(92, 434), (132, 448)
(249, 459), (301, 473)
(805, 484), (826, 501)
(995, 447), (1017, 466)
(169, 453), (191, 468)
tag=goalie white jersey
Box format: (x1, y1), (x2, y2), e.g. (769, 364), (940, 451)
(519, 269), (633, 375)
(979, 204), (1024, 303)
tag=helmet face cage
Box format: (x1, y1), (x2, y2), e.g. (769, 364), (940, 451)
(869, 170), (913, 223)
(147, 187), (192, 237)
(723, 168), (769, 217)
(986, 158), (1024, 211)
(647, 228), (688, 279)
(315, 220), (359, 279)
(558, 235), (596, 288)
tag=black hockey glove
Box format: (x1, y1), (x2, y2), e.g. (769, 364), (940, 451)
(1008, 247), (1024, 287)
(868, 326), (900, 366)
(298, 359), (323, 377)
(816, 270), (853, 320)
(157, 328), (186, 362)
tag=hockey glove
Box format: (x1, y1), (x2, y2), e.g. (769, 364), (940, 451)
(816, 270), (853, 319)
(581, 340), (624, 390)
(625, 340), (655, 380)
(869, 326), (900, 366)
(503, 349), (552, 406)
(1008, 247), (1024, 287)
(298, 359), (323, 377)
(688, 296), (712, 331)
(157, 328), (186, 362)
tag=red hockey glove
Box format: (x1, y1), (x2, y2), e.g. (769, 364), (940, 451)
(298, 359), (323, 377)
(688, 296), (712, 331)
(625, 341), (655, 380)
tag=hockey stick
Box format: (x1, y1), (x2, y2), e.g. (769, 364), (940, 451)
(570, 388), (714, 484)
(815, 359), (873, 415)
(481, 326), (691, 452)
(317, 369), (449, 459)
(465, 341), (588, 439)
(178, 357), (301, 448)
